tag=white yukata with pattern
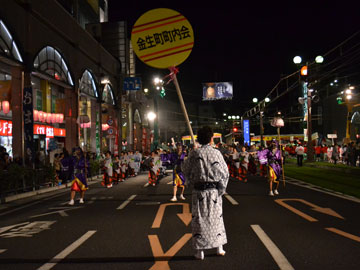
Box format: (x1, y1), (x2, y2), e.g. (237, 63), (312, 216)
(183, 144), (229, 250)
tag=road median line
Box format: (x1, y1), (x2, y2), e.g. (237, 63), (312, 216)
(251, 224), (294, 270)
(37, 230), (96, 270)
(117, 195), (137, 210)
(224, 193), (239, 205)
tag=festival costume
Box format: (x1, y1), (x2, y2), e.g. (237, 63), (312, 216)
(239, 151), (249, 182)
(128, 154), (136, 177)
(182, 144), (229, 250)
(70, 156), (89, 192)
(148, 155), (161, 186)
(266, 148), (282, 183)
(248, 152), (257, 175)
(172, 152), (186, 187)
(257, 150), (268, 177)
(102, 157), (113, 188)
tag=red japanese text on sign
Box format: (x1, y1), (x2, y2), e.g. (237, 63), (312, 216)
(0, 120), (12, 136)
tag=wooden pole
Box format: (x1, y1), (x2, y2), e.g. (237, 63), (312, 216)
(171, 72), (196, 145)
(277, 127), (285, 187)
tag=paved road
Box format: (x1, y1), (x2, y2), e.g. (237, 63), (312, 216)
(0, 172), (359, 270)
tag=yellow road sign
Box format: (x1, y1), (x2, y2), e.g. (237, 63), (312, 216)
(131, 8), (194, 69)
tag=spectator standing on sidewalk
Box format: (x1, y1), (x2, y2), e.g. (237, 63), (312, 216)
(295, 143), (304, 166)
(182, 126), (229, 260)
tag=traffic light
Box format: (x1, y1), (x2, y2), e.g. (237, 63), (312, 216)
(159, 87), (166, 98)
(337, 96), (344, 105)
(300, 65), (308, 81)
(233, 127), (238, 132)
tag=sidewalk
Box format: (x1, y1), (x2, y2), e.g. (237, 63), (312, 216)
(0, 175), (103, 211)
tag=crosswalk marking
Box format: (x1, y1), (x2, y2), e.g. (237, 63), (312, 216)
(251, 225), (294, 270)
(117, 195), (137, 210)
(38, 230), (96, 270)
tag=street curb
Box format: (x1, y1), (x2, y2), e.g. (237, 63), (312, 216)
(1, 176), (103, 204)
(285, 176), (360, 203)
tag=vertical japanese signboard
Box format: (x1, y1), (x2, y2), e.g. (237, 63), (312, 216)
(243, 119), (250, 146)
(23, 87), (34, 164)
(96, 112), (100, 158)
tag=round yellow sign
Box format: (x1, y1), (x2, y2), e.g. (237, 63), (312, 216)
(131, 8), (194, 69)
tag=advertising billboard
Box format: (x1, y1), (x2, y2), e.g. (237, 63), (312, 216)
(202, 82), (233, 101)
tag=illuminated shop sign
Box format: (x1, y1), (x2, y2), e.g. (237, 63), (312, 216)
(33, 125), (66, 137)
(0, 120), (12, 136)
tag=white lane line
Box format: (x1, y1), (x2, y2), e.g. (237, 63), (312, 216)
(117, 195), (137, 210)
(286, 178), (360, 203)
(88, 197), (96, 205)
(144, 183), (150, 187)
(167, 181), (173, 185)
(251, 225), (294, 270)
(37, 230), (96, 270)
(224, 192), (239, 205)
(0, 249), (7, 254)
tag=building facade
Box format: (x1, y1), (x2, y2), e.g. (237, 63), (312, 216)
(0, 0), (120, 163)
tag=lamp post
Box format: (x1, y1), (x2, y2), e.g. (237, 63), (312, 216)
(293, 55), (324, 162)
(253, 97), (270, 147)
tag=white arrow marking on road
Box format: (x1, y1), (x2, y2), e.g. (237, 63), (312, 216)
(29, 207), (83, 218)
(37, 230), (96, 270)
(117, 195), (137, 210)
(0, 222), (30, 234)
(251, 225), (295, 270)
(0, 249), (7, 254)
(224, 192), (239, 205)
(144, 183), (150, 187)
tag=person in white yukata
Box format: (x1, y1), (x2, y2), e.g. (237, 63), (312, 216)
(183, 126), (229, 260)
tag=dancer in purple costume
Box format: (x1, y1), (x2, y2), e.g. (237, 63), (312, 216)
(265, 140), (282, 196)
(68, 148), (89, 205)
(170, 143), (186, 202)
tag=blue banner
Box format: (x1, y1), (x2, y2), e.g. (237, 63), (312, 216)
(202, 82), (233, 100)
(243, 119), (250, 146)
(124, 77), (141, 91)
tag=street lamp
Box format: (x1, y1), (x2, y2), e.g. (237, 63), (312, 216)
(294, 55), (324, 162)
(338, 86), (358, 139)
(252, 97), (258, 103)
(293, 56), (302, 64)
(147, 111), (156, 121)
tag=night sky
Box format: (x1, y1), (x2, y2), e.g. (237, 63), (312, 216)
(108, 1), (359, 116)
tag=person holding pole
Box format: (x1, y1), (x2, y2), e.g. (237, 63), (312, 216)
(170, 143), (186, 201)
(183, 126), (229, 260)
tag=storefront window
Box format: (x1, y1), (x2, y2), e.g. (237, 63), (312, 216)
(33, 46), (73, 86)
(80, 70), (98, 97)
(0, 20), (23, 62)
(102, 84), (115, 105)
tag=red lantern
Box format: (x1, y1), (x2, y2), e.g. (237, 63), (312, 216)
(51, 113), (56, 123)
(2, 101), (10, 114)
(46, 113), (51, 123)
(39, 111), (44, 122)
(34, 110), (39, 121)
(44, 112), (48, 123)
